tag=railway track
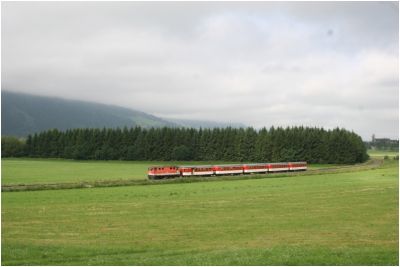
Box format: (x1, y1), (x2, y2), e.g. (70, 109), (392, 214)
(2, 159), (384, 192)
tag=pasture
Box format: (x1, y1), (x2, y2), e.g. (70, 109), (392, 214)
(1, 159), (239, 185)
(1, 158), (398, 265)
(1, 158), (336, 185)
(368, 149), (399, 159)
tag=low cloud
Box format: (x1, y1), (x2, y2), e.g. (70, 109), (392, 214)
(2, 2), (398, 139)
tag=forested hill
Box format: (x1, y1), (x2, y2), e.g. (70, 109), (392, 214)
(1, 91), (177, 137)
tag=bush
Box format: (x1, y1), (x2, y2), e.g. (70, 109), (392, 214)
(1, 136), (25, 157)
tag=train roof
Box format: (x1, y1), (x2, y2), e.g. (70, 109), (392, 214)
(213, 164), (244, 167)
(178, 165), (213, 168)
(148, 166), (178, 169)
(242, 163), (268, 166)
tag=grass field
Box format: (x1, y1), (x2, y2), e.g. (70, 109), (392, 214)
(1, 159), (240, 185)
(1, 158), (339, 186)
(1, 158), (398, 265)
(368, 149), (399, 159)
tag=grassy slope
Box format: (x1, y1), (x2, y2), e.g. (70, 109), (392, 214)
(1, 158), (337, 185)
(2, 160), (398, 265)
(1, 91), (176, 137)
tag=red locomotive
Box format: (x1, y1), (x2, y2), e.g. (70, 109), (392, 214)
(148, 162), (307, 179)
(147, 166), (180, 179)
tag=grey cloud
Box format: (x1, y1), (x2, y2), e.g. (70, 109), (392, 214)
(2, 1), (398, 140)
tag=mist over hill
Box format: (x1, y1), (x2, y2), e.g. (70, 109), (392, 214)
(164, 118), (246, 129)
(1, 91), (177, 137)
(2, 91), (247, 137)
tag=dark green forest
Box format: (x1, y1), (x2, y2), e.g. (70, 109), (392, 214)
(2, 126), (368, 164)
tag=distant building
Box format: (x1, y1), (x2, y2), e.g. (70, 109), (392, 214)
(368, 134), (399, 151)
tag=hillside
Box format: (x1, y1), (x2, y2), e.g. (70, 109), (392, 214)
(165, 118), (246, 129)
(1, 91), (177, 137)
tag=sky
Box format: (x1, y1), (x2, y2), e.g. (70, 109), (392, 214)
(2, 1), (399, 140)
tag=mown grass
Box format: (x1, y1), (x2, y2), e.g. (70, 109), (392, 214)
(1, 158), (240, 185)
(368, 149), (399, 159)
(1, 158), (339, 186)
(2, 159), (398, 265)
(1, 159), (381, 192)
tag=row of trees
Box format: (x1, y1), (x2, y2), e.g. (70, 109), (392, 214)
(2, 136), (26, 157)
(2, 126), (368, 164)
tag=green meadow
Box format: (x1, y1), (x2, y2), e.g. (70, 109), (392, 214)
(1, 159), (236, 185)
(1, 157), (398, 265)
(368, 149), (399, 159)
(1, 158), (338, 186)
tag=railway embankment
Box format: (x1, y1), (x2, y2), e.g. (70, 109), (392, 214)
(2, 158), (384, 192)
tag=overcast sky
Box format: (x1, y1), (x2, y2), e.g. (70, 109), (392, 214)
(2, 1), (399, 140)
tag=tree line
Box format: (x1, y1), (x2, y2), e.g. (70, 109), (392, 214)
(2, 126), (368, 164)
(365, 137), (398, 151)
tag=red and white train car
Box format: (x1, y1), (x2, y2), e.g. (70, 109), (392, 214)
(148, 166), (180, 179)
(213, 164), (243, 175)
(243, 163), (268, 174)
(179, 166), (194, 176)
(267, 163), (290, 172)
(178, 165), (215, 176)
(192, 165), (214, 176)
(288, 162), (307, 171)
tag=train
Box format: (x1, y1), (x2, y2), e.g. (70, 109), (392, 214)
(147, 161), (307, 179)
